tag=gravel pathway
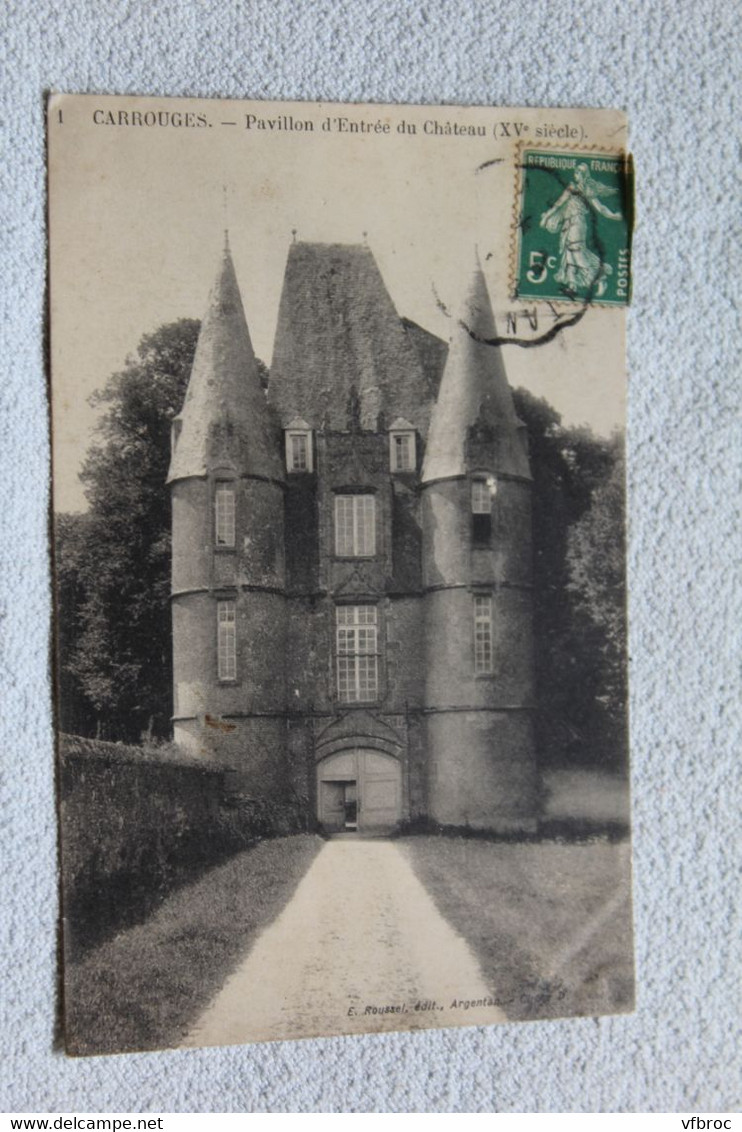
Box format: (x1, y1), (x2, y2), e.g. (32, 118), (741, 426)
(182, 838), (506, 1047)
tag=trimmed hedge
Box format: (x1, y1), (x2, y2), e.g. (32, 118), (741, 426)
(58, 734), (302, 956)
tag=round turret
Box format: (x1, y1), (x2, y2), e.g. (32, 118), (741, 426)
(169, 238), (286, 794)
(421, 261), (538, 831)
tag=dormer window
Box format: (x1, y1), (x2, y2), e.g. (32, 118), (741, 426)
(289, 432), (309, 470)
(285, 417), (313, 472)
(392, 433), (413, 471)
(389, 418), (416, 472)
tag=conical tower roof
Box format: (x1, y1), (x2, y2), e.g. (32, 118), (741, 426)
(167, 237), (282, 484)
(421, 261), (529, 483)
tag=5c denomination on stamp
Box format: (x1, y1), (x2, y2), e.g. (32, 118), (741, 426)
(514, 147), (634, 306)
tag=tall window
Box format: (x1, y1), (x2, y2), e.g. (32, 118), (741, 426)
(471, 480), (490, 513)
(336, 605), (379, 702)
(215, 484), (235, 547)
(217, 600), (237, 680)
(471, 478), (493, 544)
(335, 494), (376, 557)
(473, 595), (493, 674)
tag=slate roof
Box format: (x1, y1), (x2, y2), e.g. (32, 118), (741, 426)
(167, 238), (283, 484)
(421, 263), (530, 483)
(269, 243), (445, 436)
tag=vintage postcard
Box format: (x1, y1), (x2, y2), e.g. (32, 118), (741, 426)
(48, 93), (634, 1054)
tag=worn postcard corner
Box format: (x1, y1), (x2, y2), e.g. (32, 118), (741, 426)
(48, 93), (634, 1055)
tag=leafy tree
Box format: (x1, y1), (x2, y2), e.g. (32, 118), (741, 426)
(55, 320), (201, 740)
(56, 320), (272, 741)
(513, 389), (627, 771)
(54, 512), (98, 736)
(566, 445), (628, 763)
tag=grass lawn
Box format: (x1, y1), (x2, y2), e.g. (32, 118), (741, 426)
(543, 768), (631, 826)
(64, 834), (323, 1055)
(400, 834), (634, 1021)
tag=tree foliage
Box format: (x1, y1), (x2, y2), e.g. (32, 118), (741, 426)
(55, 320), (201, 740)
(566, 446), (628, 755)
(513, 389), (627, 771)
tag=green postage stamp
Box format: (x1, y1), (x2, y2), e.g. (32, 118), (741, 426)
(514, 147), (633, 306)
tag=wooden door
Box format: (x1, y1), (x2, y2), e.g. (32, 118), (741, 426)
(357, 750), (401, 832)
(317, 749), (402, 833)
(319, 780), (346, 831)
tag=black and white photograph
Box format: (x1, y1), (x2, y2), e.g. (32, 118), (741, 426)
(49, 93), (634, 1055)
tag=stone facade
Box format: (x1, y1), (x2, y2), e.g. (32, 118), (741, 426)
(168, 238), (538, 833)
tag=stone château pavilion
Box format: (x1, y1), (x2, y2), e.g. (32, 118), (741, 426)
(167, 237), (538, 833)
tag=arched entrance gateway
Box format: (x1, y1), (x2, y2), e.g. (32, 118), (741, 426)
(316, 749), (403, 834)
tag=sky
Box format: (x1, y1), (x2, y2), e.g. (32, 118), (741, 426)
(49, 95), (627, 512)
